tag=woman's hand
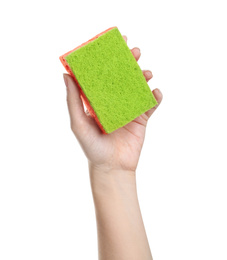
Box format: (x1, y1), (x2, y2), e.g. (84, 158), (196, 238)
(63, 35), (163, 173)
(63, 34), (163, 260)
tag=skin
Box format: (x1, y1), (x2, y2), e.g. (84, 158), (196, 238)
(63, 35), (163, 260)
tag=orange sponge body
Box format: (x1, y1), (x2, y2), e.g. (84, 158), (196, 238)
(59, 27), (117, 134)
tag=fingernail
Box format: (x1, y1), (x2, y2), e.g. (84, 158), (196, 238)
(145, 71), (153, 78)
(63, 73), (68, 88)
(135, 47), (140, 53)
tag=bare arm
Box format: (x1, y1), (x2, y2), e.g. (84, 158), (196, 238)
(89, 165), (152, 260)
(63, 34), (162, 259)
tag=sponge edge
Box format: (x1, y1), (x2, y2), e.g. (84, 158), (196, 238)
(60, 27), (158, 134)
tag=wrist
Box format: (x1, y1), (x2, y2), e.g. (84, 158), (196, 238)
(88, 161), (137, 198)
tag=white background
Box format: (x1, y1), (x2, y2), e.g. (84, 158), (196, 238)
(0, 0), (226, 259)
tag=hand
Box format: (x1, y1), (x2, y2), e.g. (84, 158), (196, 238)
(63, 35), (163, 173)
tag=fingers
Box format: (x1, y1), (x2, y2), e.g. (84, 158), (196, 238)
(143, 70), (153, 81)
(122, 35), (127, 43)
(123, 36), (152, 78)
(63, 73), (100, 137)
(122, 35), (141, 61)
(145, 89), (163, 119)
(131, 47), (141, 61)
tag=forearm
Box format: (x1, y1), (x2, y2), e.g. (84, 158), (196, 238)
(89, 163), (152, 260)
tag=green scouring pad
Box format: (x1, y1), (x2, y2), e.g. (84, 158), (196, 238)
(59, 26), (157, 134)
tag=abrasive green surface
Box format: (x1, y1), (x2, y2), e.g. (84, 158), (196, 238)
(65, 27), (157, 134)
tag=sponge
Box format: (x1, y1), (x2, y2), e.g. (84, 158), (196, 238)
(59, 26), (157, 134)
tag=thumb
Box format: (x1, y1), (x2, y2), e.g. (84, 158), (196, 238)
(63, 73), (100, 137)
